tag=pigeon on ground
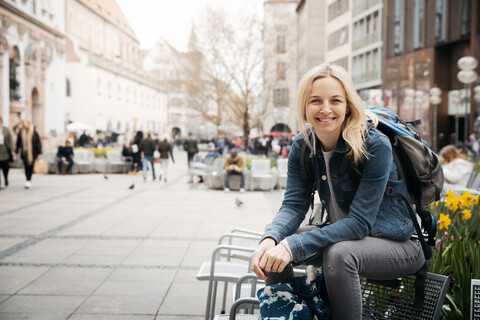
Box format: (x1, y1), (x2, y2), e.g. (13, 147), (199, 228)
(104, 174), (108, 179)
(128, 183), (134, 189)
(235, 198), (244, 207)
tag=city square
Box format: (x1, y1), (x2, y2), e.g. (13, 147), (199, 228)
(0, 150), (282, 319)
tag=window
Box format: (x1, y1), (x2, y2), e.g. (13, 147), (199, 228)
(328, 0), (349, 22)
(66, 78), (71, 97)
(414, 0), (424, 49)
(331, 56), (349, 71)
(273, 88), (289, 106)
(277, 62), (286, 80)
(276, 36), (286, 53)
(394, 0), (404, 55)
(461, 0), (472, 36)
(328, 26), (349, 50)
(435, 0), (446, 41)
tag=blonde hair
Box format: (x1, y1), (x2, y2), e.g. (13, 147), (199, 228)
(296, 63), (378, 164)
(439, 145), (469, 164)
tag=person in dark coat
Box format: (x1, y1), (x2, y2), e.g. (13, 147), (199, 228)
(139, 132), (156, 181)
(0, 116), (14, 188)
(130, 131), (143, 173)
(15, 120), (42, 189)
(157, 134), (175, 182)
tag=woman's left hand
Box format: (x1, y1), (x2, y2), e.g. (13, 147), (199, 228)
(258, 242), (291, 274)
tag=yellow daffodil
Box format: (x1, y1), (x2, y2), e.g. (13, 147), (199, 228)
(438, 213), (451, 230)
(462, 209), (472, 220)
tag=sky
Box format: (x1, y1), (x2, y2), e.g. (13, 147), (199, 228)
(116, 0), (264, 52)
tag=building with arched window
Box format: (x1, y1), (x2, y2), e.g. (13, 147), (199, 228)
(0, 0), (66, 146)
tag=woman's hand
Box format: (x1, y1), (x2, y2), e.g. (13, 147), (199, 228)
(251, 238), (291, 280)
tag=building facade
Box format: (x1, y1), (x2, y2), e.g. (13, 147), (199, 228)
(296, 0), (327, 78)
(262, 0), (299, 137)
(0, 0), (66, 147)
(64, 0), (168, 140)
(351, 0), (383, 103)
(326, 0), (351, 71)
(383, 0), (480, 149)
(143, 35), (207, 139)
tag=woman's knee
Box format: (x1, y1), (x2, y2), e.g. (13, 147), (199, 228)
(323, 241), (357, 273)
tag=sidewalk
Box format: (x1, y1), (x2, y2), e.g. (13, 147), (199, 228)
(0, 150), (284, 320)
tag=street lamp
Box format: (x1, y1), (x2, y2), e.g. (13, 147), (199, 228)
(404, 88), (415, 119)
(429, 87), (442, 152)
(450, 90), (461, 146)
(457, 56), (478, 146)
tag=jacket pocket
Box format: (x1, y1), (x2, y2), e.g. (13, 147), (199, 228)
(371, 198), (414, 241)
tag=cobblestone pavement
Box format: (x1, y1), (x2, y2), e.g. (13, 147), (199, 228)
(0, 150), (284, 320)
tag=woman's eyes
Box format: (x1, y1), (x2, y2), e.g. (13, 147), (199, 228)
(309, 99), (343, 104)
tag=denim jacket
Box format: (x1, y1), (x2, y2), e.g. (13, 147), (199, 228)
(262, 128), (414, 263)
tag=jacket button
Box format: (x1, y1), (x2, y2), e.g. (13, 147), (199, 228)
(321, 175), (327, 181)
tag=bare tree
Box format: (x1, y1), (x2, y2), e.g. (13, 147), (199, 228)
(188, 7), (271, 146)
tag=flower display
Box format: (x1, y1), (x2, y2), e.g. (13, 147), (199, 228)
(428, 189), (480, 319)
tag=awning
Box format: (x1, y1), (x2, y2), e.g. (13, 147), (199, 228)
(67, 122), (95, 132)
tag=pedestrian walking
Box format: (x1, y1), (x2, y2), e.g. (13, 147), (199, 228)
(183, 132), (198, 169)
(15, 120), (42, 189)
(140, 132), (156, 181)
(130, 131), (143, 174)
(0, 116), (14, 189)
(157, 133), (175, 182)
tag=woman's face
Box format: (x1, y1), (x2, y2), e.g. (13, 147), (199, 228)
(306, 76), (348, 145)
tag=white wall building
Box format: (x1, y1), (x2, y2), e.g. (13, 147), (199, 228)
(0, 0), (66, 147)
(325, 0), (352, 71)
(64, 0), (168, 141)
(143, 37), (189, 138)
(296, 0), (327, 78)
(262, 0), (299, 136)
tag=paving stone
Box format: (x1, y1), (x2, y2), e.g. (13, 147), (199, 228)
(0, 266), (50, 294)
(0, 153), (280, 319)
(69, 315), (154, 320)
(75, 295), (159, 315)
(107, 269), (177, 283)
(18, 267), (112, 295)
(93, 281), (169, 297)
(0, 295), (85, 314)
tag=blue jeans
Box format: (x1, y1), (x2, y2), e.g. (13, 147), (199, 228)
(267, 227), (424, 320)
(142, 155), (155, 180)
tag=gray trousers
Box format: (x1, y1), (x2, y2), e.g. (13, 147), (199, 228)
(266, 228), (425, 320)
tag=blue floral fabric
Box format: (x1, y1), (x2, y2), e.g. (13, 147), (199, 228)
(257, 266), (330, 320)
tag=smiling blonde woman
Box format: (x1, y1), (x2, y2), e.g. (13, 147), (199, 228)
(252, 63), (425, 320)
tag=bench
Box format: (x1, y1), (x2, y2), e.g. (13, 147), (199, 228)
(217, 271), (449, 320)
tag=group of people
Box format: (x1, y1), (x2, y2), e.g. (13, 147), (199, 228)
(0, 117), (42, 189)
(122, 131), (175, 182)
